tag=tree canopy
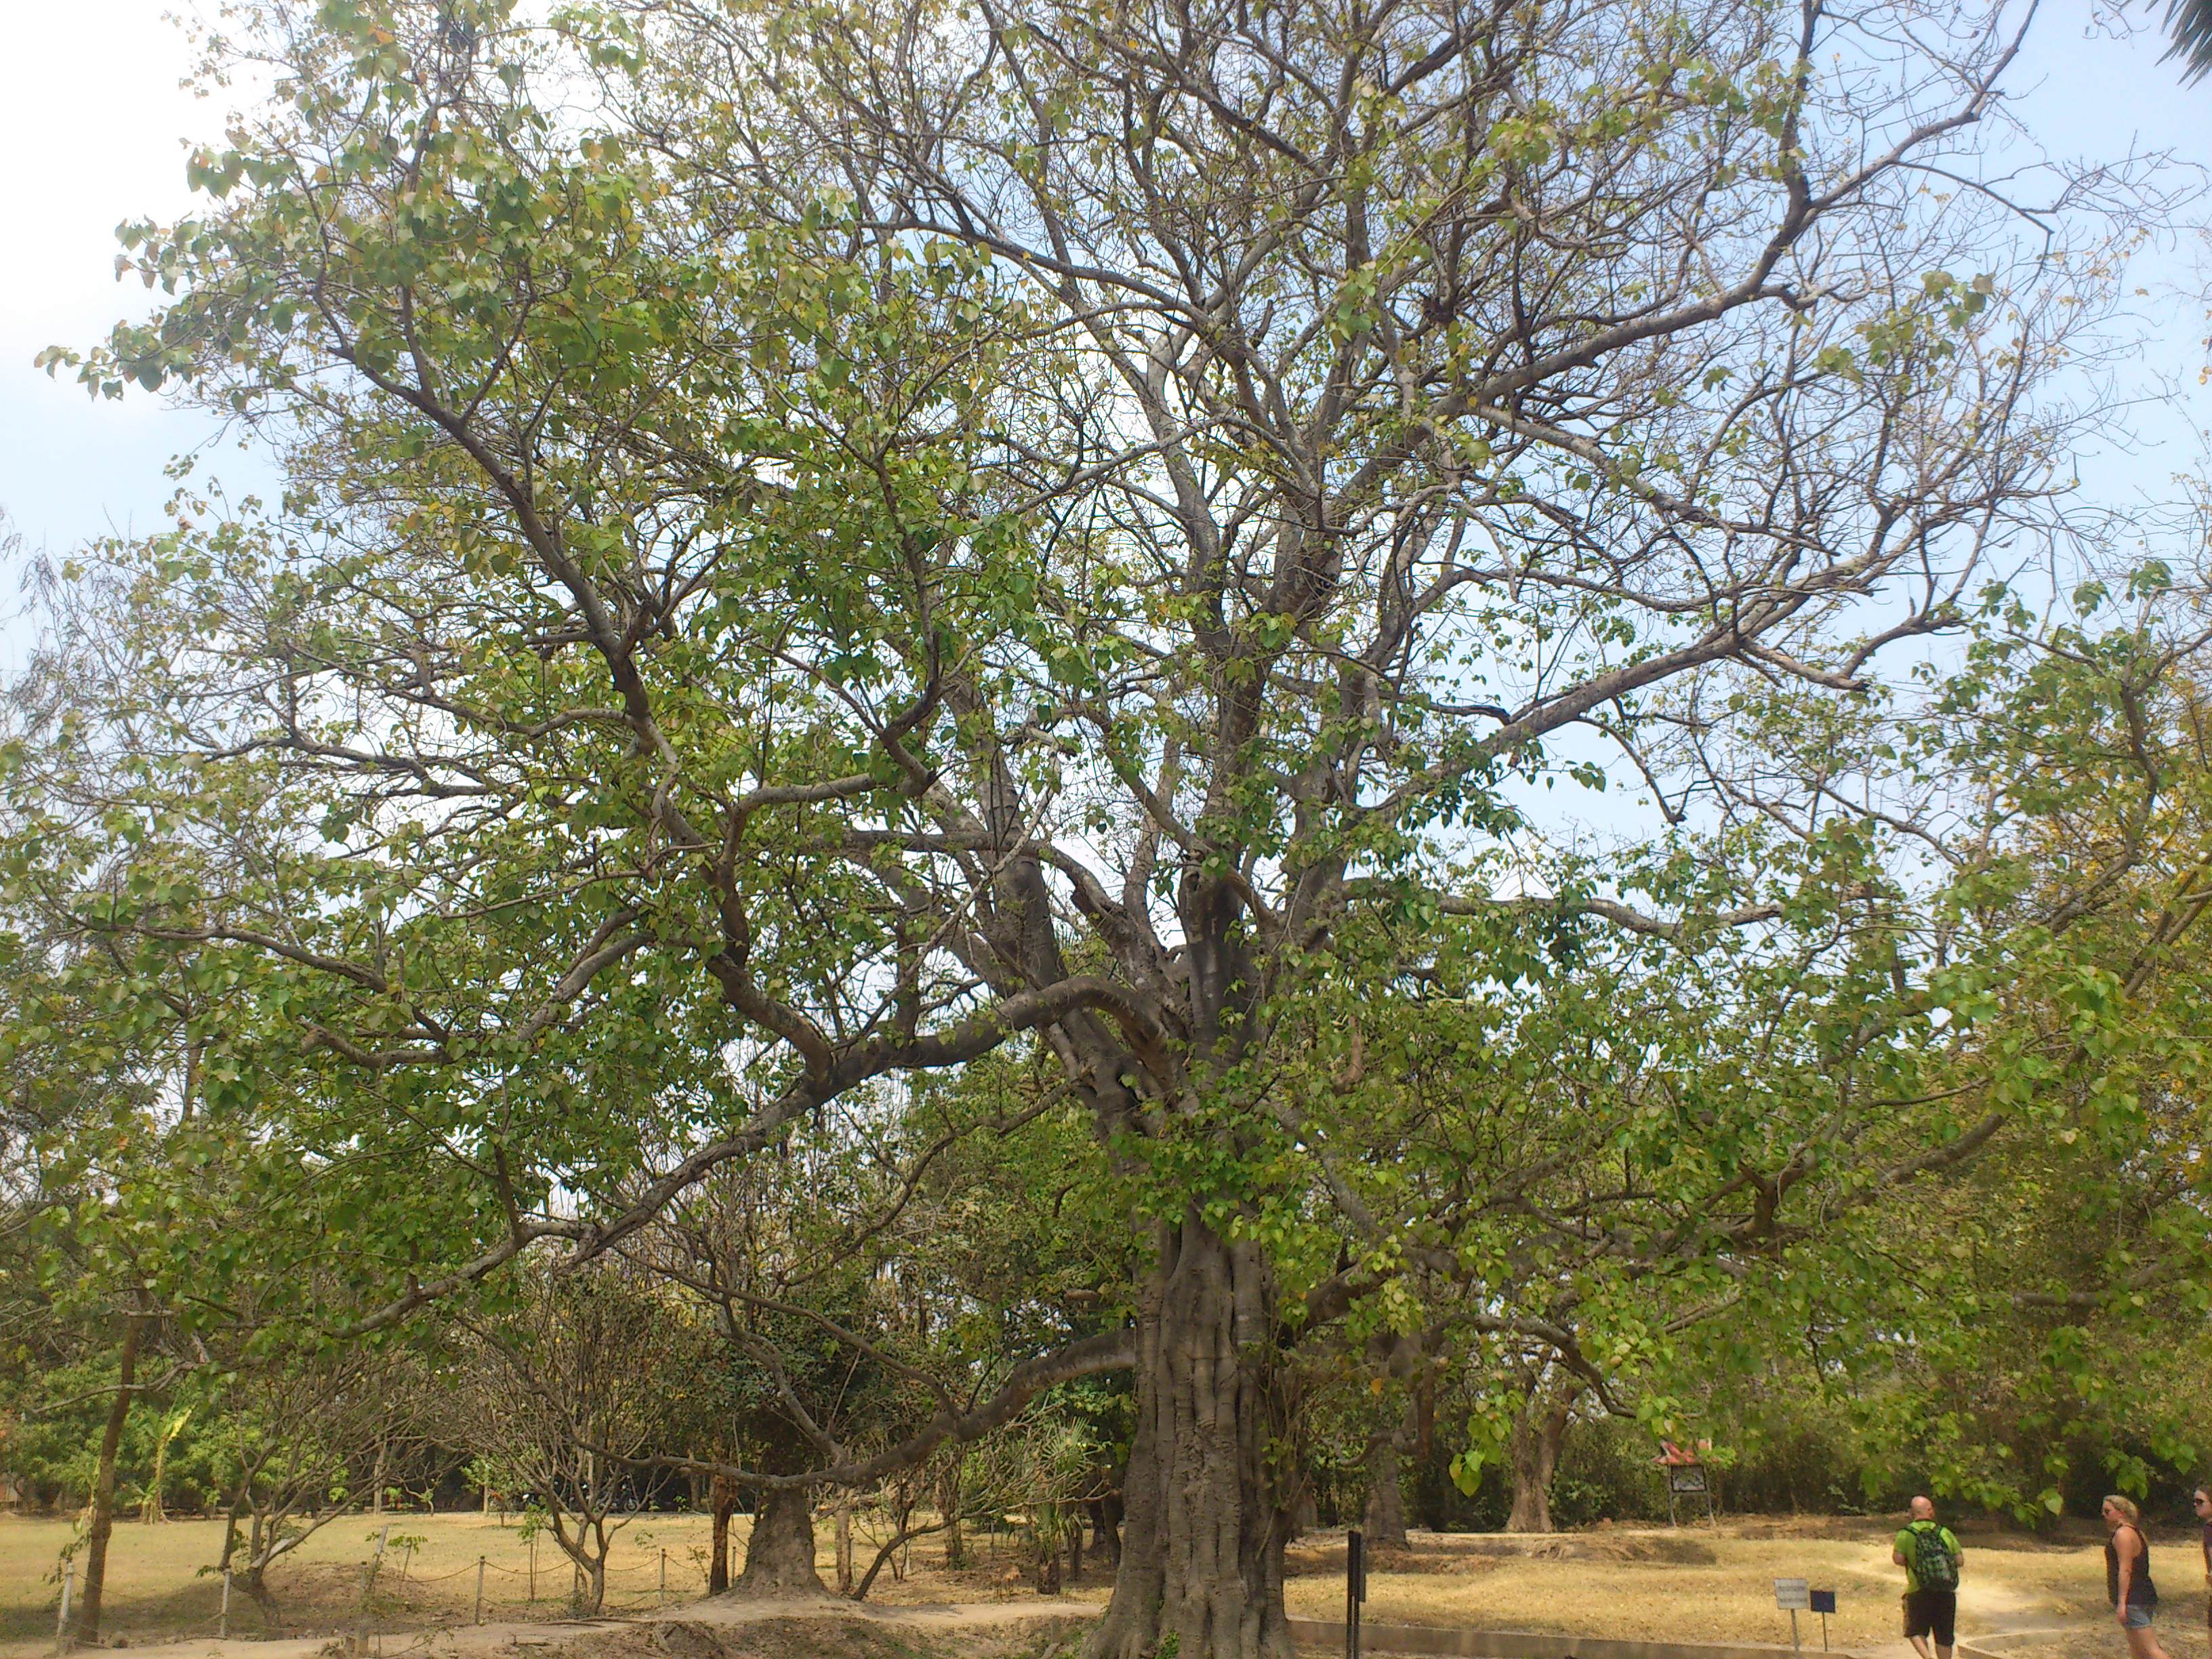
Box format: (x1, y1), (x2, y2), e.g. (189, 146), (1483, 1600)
(5, 1), (2211, 1656)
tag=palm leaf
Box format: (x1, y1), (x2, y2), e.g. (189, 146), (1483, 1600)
(2163, 0), (2212, 82)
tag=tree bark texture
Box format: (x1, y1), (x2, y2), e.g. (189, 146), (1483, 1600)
(941, 1464), (966, 1572)
(708, 1474), (735, 1594)
(576, 1557), (605, 1616)
(1504, 1388), (1575, 1534)
(235, 1507), (281, 1628)
(833, 1494), (854, 1595)
(1362, 1406), (1410, 1551)
(1086, 1218), (1292, 1659)
(70, 1310), (146, 1647)
(1085, 1495), (1122, 1568)
(242, 1566), (280, 1627)
(737, 1486), (823, 1595)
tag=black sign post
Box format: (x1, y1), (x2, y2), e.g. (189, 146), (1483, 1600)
(1809, 1588), (1836, 1651)
(1345, 1529), (1366, 1659)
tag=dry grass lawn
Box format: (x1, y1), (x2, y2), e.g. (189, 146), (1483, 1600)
(1284, 1519), (2210, 1657)
(2, 1511), (2203, 1659)
(0, 1511), (726, 1650)
(0, 1507), (1086, 1656)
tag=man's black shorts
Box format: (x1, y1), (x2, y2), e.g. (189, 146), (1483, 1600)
(1904, 1589), (1957, 1645)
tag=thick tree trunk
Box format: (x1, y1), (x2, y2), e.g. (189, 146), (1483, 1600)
(941, 1464), (966, 1572)
(1362, 1410), (1408, 1550)
(1085, 1495), (1122, 1568)
(1504, 1389), (1574, 1534)
(1064, 1501), (1084, 1583)
(1086, 1218), (1292, 1659)
(1410, 1372), (1450, 1532)
(833, 1494), (854, 1594)
(71, 1310), (146, 1647)
(243, 1566), (280, 1628)
(708, 1474), (735, 1594)
(736, 1487), (824, 1595)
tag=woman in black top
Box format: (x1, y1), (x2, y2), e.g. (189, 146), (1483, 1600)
(2194, 1486), (2211, 1633)
(2102, 1495), (2173, 1659)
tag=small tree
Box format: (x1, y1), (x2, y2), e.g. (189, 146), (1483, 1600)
(453, 1266), (683, 1614)
(203, 1345), (392, 1628)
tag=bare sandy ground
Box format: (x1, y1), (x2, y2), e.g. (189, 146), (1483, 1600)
(43, 1595), (1097, 1659)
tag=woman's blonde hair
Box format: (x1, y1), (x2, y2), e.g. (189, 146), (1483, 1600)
(2103, 1494), (2141, 1523)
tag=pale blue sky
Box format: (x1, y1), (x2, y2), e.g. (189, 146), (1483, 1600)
(0, 3), (2206, 579)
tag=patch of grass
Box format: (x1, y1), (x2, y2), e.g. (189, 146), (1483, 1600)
(1281, 1519), (2149, 1653)
(2, 1511), (2186, 1659)
(0, 1507), (1088, 1656)
(0, 1511), (727, 1654)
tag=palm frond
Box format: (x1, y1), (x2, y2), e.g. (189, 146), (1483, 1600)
(2162, 0), (2212, 83)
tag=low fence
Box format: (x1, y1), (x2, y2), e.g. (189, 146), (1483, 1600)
(35, 1537), (709, 1650)
(1287, 1619), (1870, 1659)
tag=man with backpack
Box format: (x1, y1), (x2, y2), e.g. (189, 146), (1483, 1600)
(1893, 1494), (1964, 1659)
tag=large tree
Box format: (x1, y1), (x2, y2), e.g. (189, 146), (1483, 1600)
(17, 0), (2188, 1654)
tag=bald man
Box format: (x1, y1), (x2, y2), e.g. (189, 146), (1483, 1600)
(1893, 1495), (1963, 1659)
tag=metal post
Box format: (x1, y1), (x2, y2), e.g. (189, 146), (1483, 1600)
(1788, 1609), (1800, 1656)
(56, 1557), (75, 1648)
(475, 1557), (486, 1625)
(1820, 1611), (1830, 1652)
(219, 1569), (232, 1639)
(1345, 1529), (1364, 1659)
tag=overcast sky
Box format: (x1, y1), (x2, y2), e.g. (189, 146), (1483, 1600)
(0, 3), (2207, 577)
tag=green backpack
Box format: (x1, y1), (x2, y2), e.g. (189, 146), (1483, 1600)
(1910, 1523), (1959, 1592)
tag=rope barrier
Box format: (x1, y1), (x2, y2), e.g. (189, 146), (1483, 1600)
(312, 1554), (696, 1583)
(102, 1528), (722, 1643)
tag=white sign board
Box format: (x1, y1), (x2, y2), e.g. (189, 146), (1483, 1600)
(1773, 1578), (1810, 1612)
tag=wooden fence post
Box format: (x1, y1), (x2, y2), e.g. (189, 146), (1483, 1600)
(355, 1523), (390, 1654)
